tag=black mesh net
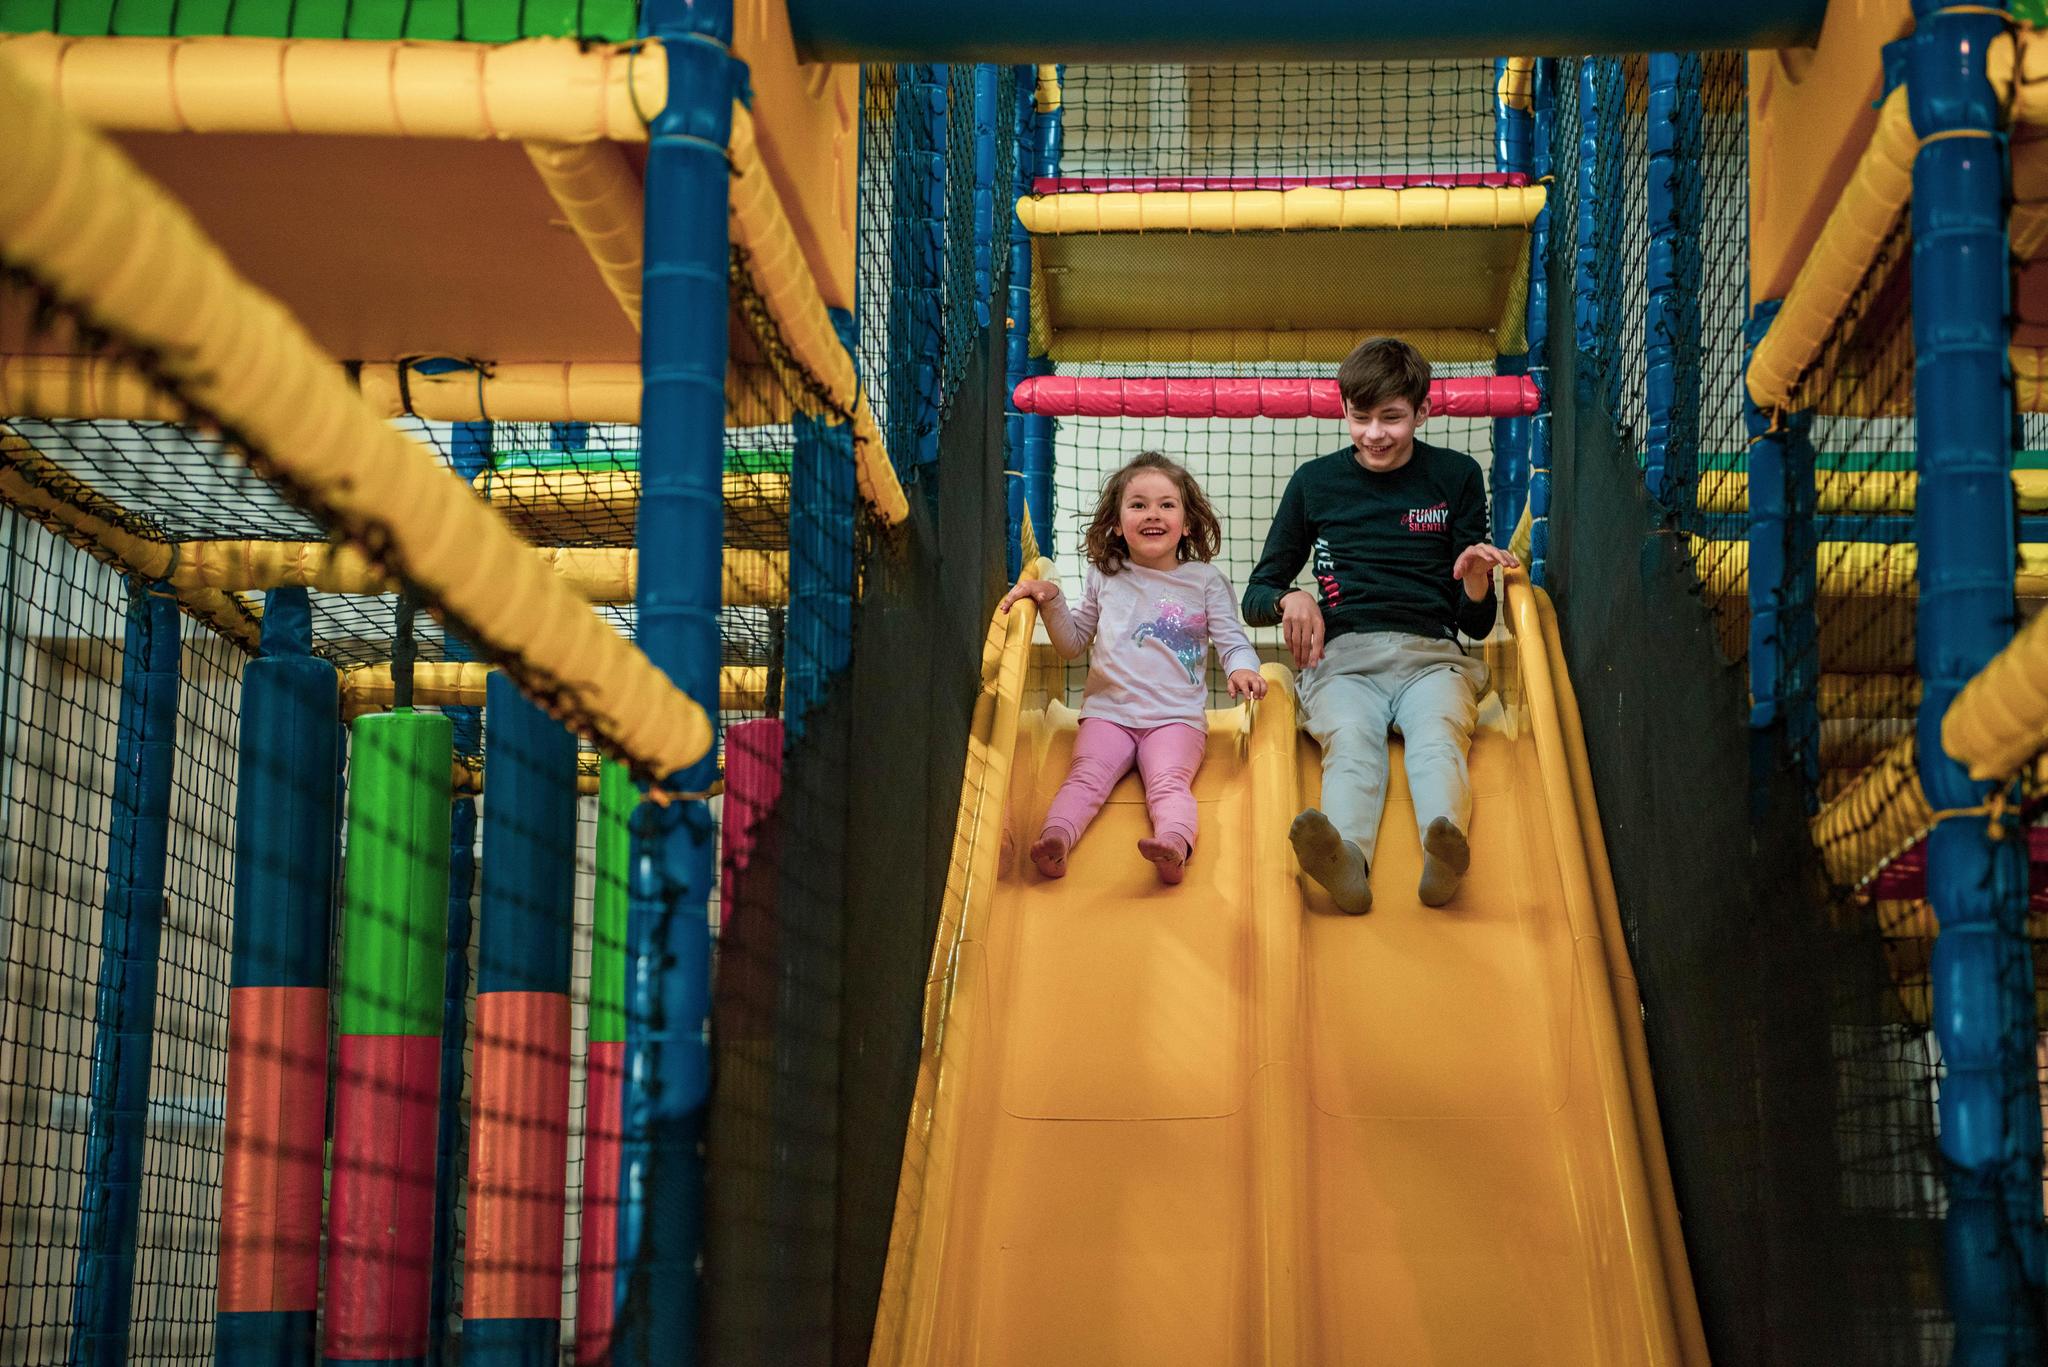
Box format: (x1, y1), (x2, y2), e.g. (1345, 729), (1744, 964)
(1546, 51), (1977, 1367)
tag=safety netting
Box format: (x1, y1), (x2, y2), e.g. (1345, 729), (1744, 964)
(1546, 51), (1973, 1367)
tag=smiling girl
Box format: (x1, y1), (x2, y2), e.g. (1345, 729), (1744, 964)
(1000, 452), (1266, 885)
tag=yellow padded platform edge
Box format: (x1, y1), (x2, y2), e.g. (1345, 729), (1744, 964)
(473, 468), (789, 541)
(1047, 326), (1503, 366)
(1016, 184), (1546, 234)
(0, 33), (663, 142)
(0, 56), (709, 778)
(0, 428), (262, 649)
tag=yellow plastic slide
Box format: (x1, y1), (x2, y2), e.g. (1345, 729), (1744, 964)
(869, 571), (1709, 1367)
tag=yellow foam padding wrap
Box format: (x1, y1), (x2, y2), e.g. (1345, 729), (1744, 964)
(1689, 537), (2048, 599)
(341, 660), (768, 718)
(0, 58), (710, 779)
(1811, 735), (1929, 890)
(473, 468), (789, 543)
(1016, 185), (1544, 234)
(0, 429), (262, 648)
(165, 540), (787, 606)
(1744, 84), (1920, 412)
(1497, 57), (1535, 113)
(523, 141), (645, 331)
(0, 33), (663, 141)
(1047, 326), (1502, 365)
(2, 352), (803, 427)
(451, 749), (608, 797)
(1034, 65), (1061, 114)
(1692, 469), (2048, 514)
(1942, 602), (2048, 780)
(728, 103), (907, 524)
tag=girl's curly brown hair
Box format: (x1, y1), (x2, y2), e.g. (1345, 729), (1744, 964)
(1083, 452), (1223, 574)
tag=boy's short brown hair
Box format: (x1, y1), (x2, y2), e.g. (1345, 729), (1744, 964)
(1337, 336), (1432, 413)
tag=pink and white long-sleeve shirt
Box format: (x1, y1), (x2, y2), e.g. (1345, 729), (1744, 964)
(1040, 562), (1263, 729)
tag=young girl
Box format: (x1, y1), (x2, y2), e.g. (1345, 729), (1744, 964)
(1000, 453), (1267, 885)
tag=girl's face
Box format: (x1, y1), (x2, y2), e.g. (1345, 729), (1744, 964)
(1119, 470), (1187, 568)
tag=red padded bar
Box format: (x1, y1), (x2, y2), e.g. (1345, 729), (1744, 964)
(1011, 375), (1541, 420)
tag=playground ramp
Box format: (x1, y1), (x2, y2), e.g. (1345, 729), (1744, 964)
(871, 573), (1708, 1367)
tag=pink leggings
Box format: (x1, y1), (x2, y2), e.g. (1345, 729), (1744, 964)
(1041, 719), (1207, 856)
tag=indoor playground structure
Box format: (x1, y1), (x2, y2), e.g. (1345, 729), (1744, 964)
(3, 0), (2048, 1364)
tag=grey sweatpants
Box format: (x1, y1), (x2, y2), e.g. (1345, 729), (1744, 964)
(1297, 631), (1490, 866)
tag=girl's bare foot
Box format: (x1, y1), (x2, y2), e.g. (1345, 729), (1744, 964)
(1138, 836), (1189, 885)
(1030, 830), (1071, 879)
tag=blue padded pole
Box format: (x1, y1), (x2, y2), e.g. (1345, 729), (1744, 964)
(69, 586), (181, 1367)
(1646, 52), (1704, 511)
(887, 63), (948, 483)
(1526, 58), (1555, 585)
(428, 422), (490, 1367)
(972, 64), (1000, 332)
(1910, 4), (2048, 1359)
(622, 0), (733, 1360)
(1742, 301), (1819, 806)
(1005, 63), (1036, 577)
(1490, 57), (1534, 548)
(1019, 64), (1062, 561)
(788, 306), (860, 732)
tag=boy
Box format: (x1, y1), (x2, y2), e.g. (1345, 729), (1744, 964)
(1242, 337), (1518, 913)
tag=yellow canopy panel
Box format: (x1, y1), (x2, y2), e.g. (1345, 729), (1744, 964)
(1021, 187), (1541, 364)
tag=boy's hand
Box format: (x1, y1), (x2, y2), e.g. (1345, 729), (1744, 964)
(999, 579), (1059, 613)
(1279, 590), (1324, 669)
(1452, 545), (1519, 601)
(1228, 669), (1268, 702)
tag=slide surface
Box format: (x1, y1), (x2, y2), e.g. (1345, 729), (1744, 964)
(870, 574), (1707, 1367)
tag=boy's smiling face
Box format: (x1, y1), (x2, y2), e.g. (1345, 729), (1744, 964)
(1347, 396), (1428, 472)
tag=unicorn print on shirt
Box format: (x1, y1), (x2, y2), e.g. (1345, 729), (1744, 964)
(1133, 598), (1210, 685)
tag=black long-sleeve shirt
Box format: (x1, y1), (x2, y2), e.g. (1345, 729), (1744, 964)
(1242, 441), (1498, 642)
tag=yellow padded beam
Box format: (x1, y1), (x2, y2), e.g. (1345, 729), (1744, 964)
(166, 540), (787, 606)
(728, 103), (907, 524)
(0, 55), (708, 777)
(1692, 469), (2048, 515)
(5, 354), (798, 427)
(1942, 601), (2048, 781)
(0, 34), (662, 142)
(340, 660), (769, 719)
(0, 429), (262, 649)
(1689, 538), (2048, 599)
(1016, 184), (1546, 235)
(523, 140), (646, 331)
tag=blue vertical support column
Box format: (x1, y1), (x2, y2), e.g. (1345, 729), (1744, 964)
(1019, 64), (1063, 562)
(622, 0), (732, 1360)
(1646, 53), (1704, 512)
(788, 308), (859, 730)
(1574, 59), (1624, 418)
(971, 64), (1000, 332)
(888, 63), (948, 484)
(69, 586), (181, 1367)
(1526, 58), (1556, 585)
(1910, 4), (2048, 1359)
(1004, 64), (1036, 578)
(1743, 302), (1819, 804)
(428, 420), (490, 1367)
(1490, 57), (1534, 548)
